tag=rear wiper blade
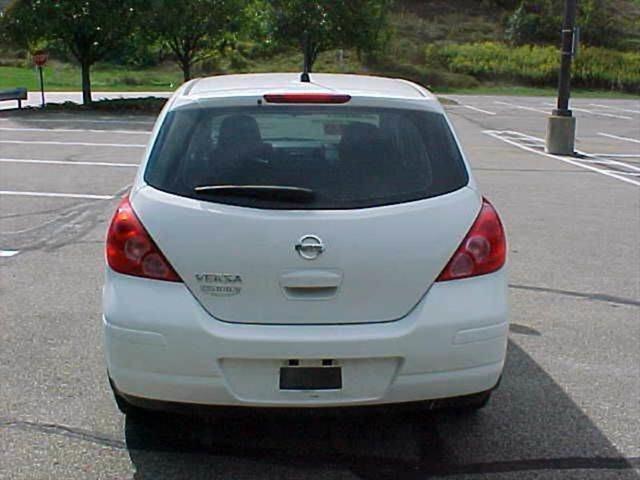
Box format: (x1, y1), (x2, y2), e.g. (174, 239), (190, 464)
(194, 185), (316, 202)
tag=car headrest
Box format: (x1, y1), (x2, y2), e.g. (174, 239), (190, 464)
(218, 114), (262, 149)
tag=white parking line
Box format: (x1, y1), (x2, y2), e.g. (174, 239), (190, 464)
(0, 140), (146, 148)
(602, 170), (640, 176)
(0, 118), (154, 125)
(0, 190), (114, 200)
(598, 133), (640, 145)
(590, 153), (640, 158)
(0, 158), (139, 168)
(542, 103), (632, 120)
(0, 127), (150, 135)
(589, 104), (640, 115)
(495, 130), (640, 172)
(462, 105), (497, 115)
(0, 250), (20, 257)
(484, 130), (640, 187)
(494, 101), (548, 114)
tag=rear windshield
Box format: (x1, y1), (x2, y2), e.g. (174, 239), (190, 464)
(144, 106), (469, 209)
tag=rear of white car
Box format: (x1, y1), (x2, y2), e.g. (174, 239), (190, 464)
(103, 73), (508, 413)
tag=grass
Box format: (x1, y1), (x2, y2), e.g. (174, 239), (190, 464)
(0, 62), (181, 92)
(1, 50), (638, 99)
(437, 85), (640, 99)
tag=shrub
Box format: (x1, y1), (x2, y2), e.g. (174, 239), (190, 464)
(426, 41), (640, 93)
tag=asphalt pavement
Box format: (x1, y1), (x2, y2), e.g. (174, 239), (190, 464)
(0, 95), (639, 479)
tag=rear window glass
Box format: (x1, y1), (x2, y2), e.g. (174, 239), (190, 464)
(144, 106), (469, 209)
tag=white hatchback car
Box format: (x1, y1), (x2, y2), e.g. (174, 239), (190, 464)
(104, 73), (508, 415)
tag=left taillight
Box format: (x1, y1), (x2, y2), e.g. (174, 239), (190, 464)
(436, 198), (506, 282)
(106, 196), (181, 282)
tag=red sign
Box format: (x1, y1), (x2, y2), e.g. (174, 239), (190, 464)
(33, 51), (48, 67)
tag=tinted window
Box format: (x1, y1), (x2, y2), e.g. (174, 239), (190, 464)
(144, 106), (469, 209)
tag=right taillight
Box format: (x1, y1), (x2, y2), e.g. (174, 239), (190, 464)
(106, 196), (181, 282)
(436, 198), (506, 282)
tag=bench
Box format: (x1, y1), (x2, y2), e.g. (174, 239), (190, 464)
(0, 88), (28, 109)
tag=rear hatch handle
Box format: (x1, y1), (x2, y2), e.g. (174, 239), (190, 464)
(279, 270), (343, 300)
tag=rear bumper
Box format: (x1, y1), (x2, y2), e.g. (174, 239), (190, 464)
(104, 268), (508, 408)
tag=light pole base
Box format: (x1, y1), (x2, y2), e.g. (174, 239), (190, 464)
(545, 115), (576, 155)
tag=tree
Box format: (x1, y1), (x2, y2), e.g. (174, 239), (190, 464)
(270, 0), (393, 71)
(2, 0), (147, 104)
(148, 0), (244, 82)
(1, 0), (45, 51)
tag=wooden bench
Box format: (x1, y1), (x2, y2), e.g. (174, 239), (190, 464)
(0, 88), (28, 109)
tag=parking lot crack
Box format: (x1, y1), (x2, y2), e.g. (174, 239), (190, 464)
(510, 283), (640, 307)
(0, 417), (126, 450)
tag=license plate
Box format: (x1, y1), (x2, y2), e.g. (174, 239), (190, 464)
(279, 366), (342, 390)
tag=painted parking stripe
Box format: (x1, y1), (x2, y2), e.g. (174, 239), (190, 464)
(0, 118), (154, 125)
(542, 103), (632, 120)
(0, 250), (20, 257)
(0, 127), (150, 135)
(499, 130), (640, 172)
(598, 133), (640, 145)
(484, 130), (640, 187)
(462, 105), (497, 115)
(590, 153), (640, 158)
(589, 104), (640, 115)
(0, 190), (114, 200)
(0, 140), (146, 148)
(0, 158), (139, 168)
(494, 101), (548, 114)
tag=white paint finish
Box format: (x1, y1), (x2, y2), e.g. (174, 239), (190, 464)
(462, 105), (496, 115)
(0, 250), (20, 257)
(589, 104), (640, 114)
(598, 133), (640, 145)
(0, 158), (138, 168)
(484, 130), (640, 187)
(0, 190), (114, 200)
(190, 73), (436, 101)
(0, 140), (146, 148)
(494, 101), (548, 114)
(0, 127), (150, 135)
(104, 267), (507, 406)
(132, 186), (481, 325)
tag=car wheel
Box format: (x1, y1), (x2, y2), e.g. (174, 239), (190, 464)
(445, 390), (492, 412)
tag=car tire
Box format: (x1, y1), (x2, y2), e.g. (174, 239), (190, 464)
(444, 389), (492, 413)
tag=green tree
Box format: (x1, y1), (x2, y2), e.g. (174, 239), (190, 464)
(1, 0), (45, 52)
(148, 0), (244, 82)
(505, 1), (560, 46)
(2, 0), (147, 104)
(270, 0), (393, 71)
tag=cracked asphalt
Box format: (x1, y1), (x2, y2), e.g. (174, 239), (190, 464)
(1, 96), (639, 479)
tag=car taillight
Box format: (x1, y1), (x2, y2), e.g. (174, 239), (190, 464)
(106, 196), (181, 282)
(263, 93), (351, 104)
(436, 198), (506, 282)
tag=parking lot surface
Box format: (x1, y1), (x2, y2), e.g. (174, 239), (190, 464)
(1, 95), (639, 479)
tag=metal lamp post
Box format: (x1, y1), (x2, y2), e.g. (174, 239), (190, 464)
(546, 0), (578, 155)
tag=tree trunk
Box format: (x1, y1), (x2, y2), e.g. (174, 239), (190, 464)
(81, 61), (92, 104)
(181, 59), (192, 82)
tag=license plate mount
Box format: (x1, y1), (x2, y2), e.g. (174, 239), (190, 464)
(279, 366), (342, 390)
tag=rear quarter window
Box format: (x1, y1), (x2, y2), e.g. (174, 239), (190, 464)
(144, 106), (469, 209)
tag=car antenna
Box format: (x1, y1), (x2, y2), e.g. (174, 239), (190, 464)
(300, 32), (311, 83)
